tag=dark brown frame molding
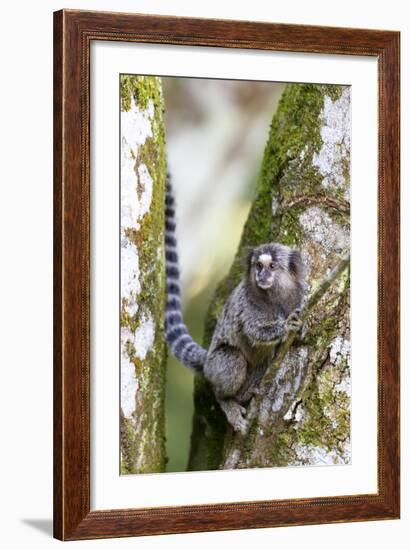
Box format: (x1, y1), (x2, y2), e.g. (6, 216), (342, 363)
(53, 9), (400, 540)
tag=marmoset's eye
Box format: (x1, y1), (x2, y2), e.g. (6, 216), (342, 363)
(257, 261), (263, 269)
(270, 262), (275, 269)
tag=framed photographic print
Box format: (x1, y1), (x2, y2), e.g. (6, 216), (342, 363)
(53, 9), (400, 540)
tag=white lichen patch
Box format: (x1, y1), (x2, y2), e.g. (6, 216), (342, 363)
(293, 444), (348, 466)
(294, 403), (306, 423)
(120, 315), (156, 419)
(335, 377), (351, 396)
(121, 97), (154, 231)
(329, 336), (351, 368)
(283, 402), (296, 421)
(121, 237), (141, 311)
(299, 145), (308, 162)
(133, 314), (155, 361)
(285, 401), (307, 422)
(137, 163), (154, 219)
(121, 96), (154, 152)
(312, 88), (351, 197)
(299, 206), (348, 253)
(121, 138), (139, 231)
(121, 327), (138, 418)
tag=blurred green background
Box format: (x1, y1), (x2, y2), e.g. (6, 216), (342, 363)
(162, 77), (285, 472)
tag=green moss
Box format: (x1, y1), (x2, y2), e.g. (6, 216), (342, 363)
(302, 313), (339, 348)
(270, 431), (294, 466)
(295, 364), (350, 454)
(277, 208), (303, 246)
(120, 415), (138, 474)
(120, 75), (164, 112)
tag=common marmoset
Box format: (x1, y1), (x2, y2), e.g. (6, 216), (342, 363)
(164, 174), (305, 434)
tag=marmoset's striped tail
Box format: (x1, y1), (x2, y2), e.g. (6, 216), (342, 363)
(164, 173), (207, 373)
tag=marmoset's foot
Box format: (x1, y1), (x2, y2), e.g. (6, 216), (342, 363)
(219, 399), (249, 436)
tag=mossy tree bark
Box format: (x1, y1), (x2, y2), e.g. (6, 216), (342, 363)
(120, 76), (167, 474)
(188, 84), (351, 471)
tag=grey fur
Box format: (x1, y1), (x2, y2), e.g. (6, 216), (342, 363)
(164, 175), (306, 434)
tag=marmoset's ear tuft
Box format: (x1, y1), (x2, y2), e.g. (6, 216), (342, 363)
(288, 249), (305, 279)
(240, 246), (254, 273)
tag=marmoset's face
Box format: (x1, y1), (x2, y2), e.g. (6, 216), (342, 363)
(250, 243), (297, 292)
(254, 252), (277, 289)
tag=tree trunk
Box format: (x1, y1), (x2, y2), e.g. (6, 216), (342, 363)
(120, 75), (167, 474)
(188, 83), (351, 471)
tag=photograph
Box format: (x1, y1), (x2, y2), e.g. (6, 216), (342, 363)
(120, 75), (351, 475)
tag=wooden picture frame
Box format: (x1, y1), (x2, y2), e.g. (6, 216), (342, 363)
(53, 9), (400, 540)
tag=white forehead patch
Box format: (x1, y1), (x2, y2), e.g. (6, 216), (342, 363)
(258, 253), (272, 266)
